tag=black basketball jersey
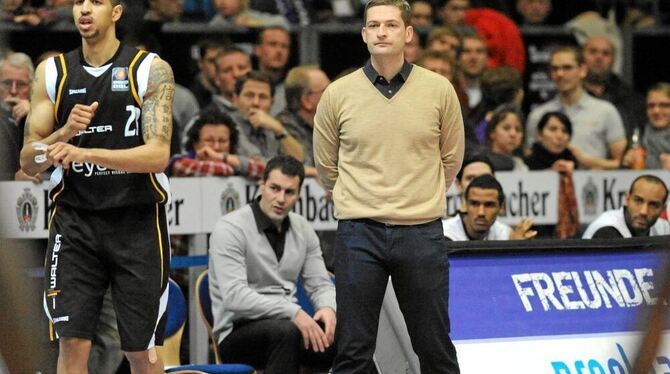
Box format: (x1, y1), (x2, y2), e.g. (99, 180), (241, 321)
(46, 44), (170, 210)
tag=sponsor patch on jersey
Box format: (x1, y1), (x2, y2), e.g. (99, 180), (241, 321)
(68, 88), (86, 95)
(111, 67), (129, 92)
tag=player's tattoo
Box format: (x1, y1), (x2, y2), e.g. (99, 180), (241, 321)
(142, 59), (174, 145)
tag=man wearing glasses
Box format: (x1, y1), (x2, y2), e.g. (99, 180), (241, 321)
(526, 46), (627, 170)
(0, 52), (37, 181)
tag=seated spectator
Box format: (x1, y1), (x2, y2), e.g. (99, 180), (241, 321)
(437, 0), (469, 27)
(144, 0), (184, 23)
(232, 71), (304, 161)
(416, 49), (470, 117)
(459, 33), (488, 110)
(169, 109), (265, 178)
(276, 65), (330, 177)
(483, 105), (528, 171)
(466, 66), (523, 146)
(526, 46), (627, 170)
(454, 153), (495, 212)
(622, 83), (670, 170)
(212, 45), (253, 114)
(465, 7), (526, 74)
(525, 111), (576, 172)
(525, 111), (580, 238)
(514, 0), (552, 25)
(9, 0), (71, 28)
(425, 25), (462, 59)
(582, 35), (646, 142)
(254, 26), (292, 115)
(404, 32), (422, 64)
(249, 0), (312, 26)
(443, 174), (536, 240)
(209, 155), (336, 373)
(583, 175), (670, 238)
(190, 39), (228, 109)
(210, 0), (288, 28)
(409, 0), (434, 27)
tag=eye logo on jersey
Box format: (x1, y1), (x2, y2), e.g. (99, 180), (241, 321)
(16, 188), (38, 232)
(111, 67), (129, 92)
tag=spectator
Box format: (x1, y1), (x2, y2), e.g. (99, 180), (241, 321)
(483, 105), (528, 171)
(255, 26), (291, 115)
(170, 109), (265, 178)
(464, 7), (526, 74)
(144, 0), (184, 23)
(190, 39), (228, 109)
(525, 111), (580, 238)
(525, 46), (627, 170)
(403, 31), (422, 64)
(443, 174), (537, 240)
(425, 25), (461, 59)
(514, 0), (552, 25)
(276, 65), (330, 176)
(409, 0), (434, 27)
(466, 66), (523, 146)
(213, 45), (253, 114)
(232, 71), (304, 161)
(459, 33), (488, 110)
(622, 83), (670, 170)
(9, 0), (71, 28)
(583, 175), (670, 238)
(210, 0), (289, 28)
(437, 0), (469, 27)
(0, 52), (36, 182)
(416, 49), (469, 115)
(209, 155), (336, 373)
(454, 153), (495, 212)
(249, 0), (312, 26)
(582, 35), (647, 141)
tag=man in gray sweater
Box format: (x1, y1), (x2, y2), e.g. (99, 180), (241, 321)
(209, 155), (336, 373)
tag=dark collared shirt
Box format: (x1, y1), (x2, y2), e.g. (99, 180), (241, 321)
(363, 59), (413, 99)
(251, 197), (290, 261)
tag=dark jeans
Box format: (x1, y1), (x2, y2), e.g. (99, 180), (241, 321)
(218, 318), (336, 374)
(332, 219), (460, 374)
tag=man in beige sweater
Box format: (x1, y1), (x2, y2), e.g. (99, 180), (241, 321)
(313, 0), (464, 372)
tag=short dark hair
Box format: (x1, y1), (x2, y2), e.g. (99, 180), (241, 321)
(185, 110), (238, 153)
(256, 26), (290, 45)
(263, 155), (305, 188)
(457, 153), (495, 182)
(536, 111), (572, 137)
(465, 174), (505, 205)
(234, 70), (275, 98)
(364, 0), (412, 27)
(481, 67), (522, 108)
(629, 175), (669, 203)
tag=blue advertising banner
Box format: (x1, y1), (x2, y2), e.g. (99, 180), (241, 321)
(449, 249), (669, 341)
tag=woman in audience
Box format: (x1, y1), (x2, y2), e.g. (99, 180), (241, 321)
(525, 111), (577, 172)
(484, 105), (528, 171)
(525, 111), (579, 238)
(623, 82), (670, 170)
(169, 109), (265, 178)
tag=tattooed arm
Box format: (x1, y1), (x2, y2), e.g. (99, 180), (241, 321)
(48, 58), (175, 173)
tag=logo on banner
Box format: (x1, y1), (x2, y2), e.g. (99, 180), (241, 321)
(16, 188), (38, 232)
(220, 184), (240, 215)
(111, 67), (129, 91)
(582, 177), (598, 215)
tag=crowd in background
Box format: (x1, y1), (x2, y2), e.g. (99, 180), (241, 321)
(2, 0), (670, 242)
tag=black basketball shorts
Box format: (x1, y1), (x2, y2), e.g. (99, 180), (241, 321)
(44, 203), (170, 352)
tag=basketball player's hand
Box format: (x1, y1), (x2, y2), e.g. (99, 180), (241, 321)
(47, 142), (87, 169)
(314, 307), (336, 346)
(293, 309), (329, 352)
(59, 101), (99, 141)
(510, 217), (537, 240)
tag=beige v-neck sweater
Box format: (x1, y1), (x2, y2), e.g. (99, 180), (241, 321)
(314, 65), (464, 225)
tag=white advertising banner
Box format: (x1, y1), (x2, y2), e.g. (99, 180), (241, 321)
(573, 170), (670, 224)
(446, 171), (560, 225)
(456, 332), (670, 374)
(166, 177), (204, 235)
